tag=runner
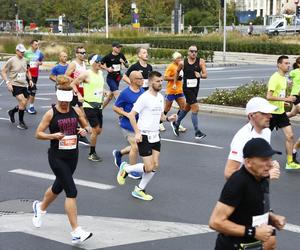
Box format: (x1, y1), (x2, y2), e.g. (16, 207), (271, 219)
(101, 41), (129, 105)
(65, 46), (90, 146)
(24, 39), (44, 114)
(71, 54), (105, 162)
(33, 75), (92, 244)
(116, 71), (177, 201)
(1, 44), (33, 129)
(160, 51), (187, 132)
(171, 45), (207, 140)
(113, 71), (145, 179)
(287, 56), (300, 118)
(49, 51), (68, 83)
(266, 55), (300, 170)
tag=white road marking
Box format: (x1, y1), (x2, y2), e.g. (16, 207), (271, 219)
(36, 93), (55, 96)
(41, 105), (52, 109)
(35, 97), (51, 100)
(284, 223), (300, 234)
(228, 76), (252, 80)
(9, 169), (115, 190)
(161, 138), (223, 149)
(0, 214), (213, 249)
(0, 117), (9, 121)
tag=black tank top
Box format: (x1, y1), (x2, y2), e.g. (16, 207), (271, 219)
(183, 58), (201, 87)
(49, 105), (79, 156)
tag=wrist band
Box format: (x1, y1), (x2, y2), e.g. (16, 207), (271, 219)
(84, 128), (89, 133)
(245, 226), (256, 239)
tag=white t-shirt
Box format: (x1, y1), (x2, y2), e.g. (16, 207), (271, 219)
(228, 122), (271, 164)
(133, 91), (164, 132)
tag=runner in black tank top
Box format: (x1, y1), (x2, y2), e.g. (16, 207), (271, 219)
(33, 75), (93, 244)
(170, 45), (208, 140)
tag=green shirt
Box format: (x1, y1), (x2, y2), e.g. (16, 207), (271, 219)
(290, 68), (300, 96)
(267, 72), (286, 114)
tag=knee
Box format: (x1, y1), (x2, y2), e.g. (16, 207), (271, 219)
(66, 188), (77, 198)
(286, 133), (294, 142)
(92, 127), (101, 135)
(51, 185), (63, 195)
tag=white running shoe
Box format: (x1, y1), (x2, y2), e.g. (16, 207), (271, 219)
(32, 200), (46, 228)
(178, 124), (187, 132)
(71, 226), (93, 244)
(159, 123), (166, 132)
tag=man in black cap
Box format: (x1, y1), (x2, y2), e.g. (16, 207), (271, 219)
(209, 138), (286, 250)
(101, 42), (129, 106)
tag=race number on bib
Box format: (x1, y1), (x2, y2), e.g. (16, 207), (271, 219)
(29, 61), (38, 68)
(252, 212), (269, 227)
(279, 90), (285, 98)
(143, 79), (149, 88)
(94, 90), (103, 99)
(59, 135), (77, 150)
(112, 64), (121, 72)
(146, 131), (160, 143)
(186, 79), (198, 88)
(16, 72), (26, 81)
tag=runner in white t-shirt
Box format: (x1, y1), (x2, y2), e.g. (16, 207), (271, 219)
(225, 97), (280, 180)
(116, 71), (177, 201)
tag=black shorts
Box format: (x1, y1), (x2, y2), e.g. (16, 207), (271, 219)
(269, 113), (290, 131)
(183, 85), (199, 105)
(293, 95), (300, 105)
(12, 85), (28, 98)
(137, 135), (161, 157)
(27, 76), (38, 96)
(84, 108), (103, 128)
(70, 95), (83, 107)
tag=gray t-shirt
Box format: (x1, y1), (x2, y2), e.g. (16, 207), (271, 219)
(4, 56), (28, 87)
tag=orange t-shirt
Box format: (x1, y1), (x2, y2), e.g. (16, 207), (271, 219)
(164, 62), (183, 95)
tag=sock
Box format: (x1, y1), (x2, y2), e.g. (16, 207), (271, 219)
(90, 146), (95, 155)
(11, 106), (19, 113)
(160, 111), (168, 124)
(18, 109), (24, 123)
(124, 163), (144, 173)
(191, 112), (199, 131)
(29, 104), (34, 108)
(138, 171), (155, 190)
(293, 149), (297, 154)
(287, 155), (293, 163)
(176, 110), (188, 126)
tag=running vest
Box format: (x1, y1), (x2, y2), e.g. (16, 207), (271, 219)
(183, 58), (201, 88)
(83, 69), (105, 109)
(71, 61), (86, 96)
(49, 106), (79, 156)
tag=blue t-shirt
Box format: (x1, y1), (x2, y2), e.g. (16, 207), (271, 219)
(50, 64), (68, 76)
(115, 87), (144, 132)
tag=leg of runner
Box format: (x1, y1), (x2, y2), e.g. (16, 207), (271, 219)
(15, 94), (28, 129)
(176, 96), (187, 132)
(171, 104), (190, 136)
(190, 103), (206, 140)
(27, 77), (38, 114)
(88, 125), (102, 162)
(282, 125), (300, 169)
(287, 104), (298, 118)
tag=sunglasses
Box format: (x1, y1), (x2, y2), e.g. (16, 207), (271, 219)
(189, 50), (198, 53)
(77, 51), (86, 55)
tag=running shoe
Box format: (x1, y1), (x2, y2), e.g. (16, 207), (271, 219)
(7, 110), (15, 123)
(117, 161), (128, 185)
(285, 161), (300, 170)
(178, 124), (187, 132)
(171, 122), (179, 136)
(88, 153), (102, 162)
(27, 106), (37, 114)
(131, 186), (153, 201)
(293, 152), (299, 164)
(79, 136), (90, 146)
(71, 226), (93, 244)
(159, 123), (166, 132)
(32, 200), (46, 228)
(195, 130), (206, 140)
(17, 122), (28, 130)
(128, 171), (142, 179)
(112, 150), (122, 168)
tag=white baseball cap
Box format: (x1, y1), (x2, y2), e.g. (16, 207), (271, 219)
(245, 97), (277, 115)
(16, 44), (26, 53)
(56, 89), (73, 102)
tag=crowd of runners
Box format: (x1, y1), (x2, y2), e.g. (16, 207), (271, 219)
(1, 40), (300, 248)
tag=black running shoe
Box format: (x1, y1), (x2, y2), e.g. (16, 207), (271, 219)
(171, 122), (179, 136)
(17, 122), (28, 130)
(79, 136), (90, 146)
(195, 130), (206, 140)
(8, 110), (15, 123)
(293, 152), (299, 164)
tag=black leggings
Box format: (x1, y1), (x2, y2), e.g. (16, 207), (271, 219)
(48, 150), (78, 198)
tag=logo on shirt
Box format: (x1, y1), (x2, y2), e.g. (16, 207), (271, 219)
(231, 150), (238, 155)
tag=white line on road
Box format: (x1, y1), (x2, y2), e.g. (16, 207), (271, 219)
(36, 93), (55, 96)
(228, 76), (252, 80)
(35, 97), (51, 100)
(9, 169), (115, 190)
(285, 223), (300, 234)
(0, 117), (9, 121)
(41, 105), (51, 109)
(161, 138), (223, 149)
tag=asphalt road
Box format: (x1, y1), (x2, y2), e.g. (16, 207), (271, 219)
(0, 65), (299, 250)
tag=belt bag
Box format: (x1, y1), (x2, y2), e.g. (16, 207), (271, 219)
(239, 241), (262, 250)
(84, 100), (102, 109)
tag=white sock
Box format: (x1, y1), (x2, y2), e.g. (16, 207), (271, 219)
(29, 104), (34, 108)
(138, 171), (155, 190)
(124, 163), (144, 173)
(293, 149), (297, 154)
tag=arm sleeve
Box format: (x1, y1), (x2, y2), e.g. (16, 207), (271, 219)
(115, 91), (125, 108)
(121, 54), (128, 64)
(219, 175), (243, 208)
(227, 134), (244, 163)
(125, 65), (134, 77)
(50, 66), (57, 76)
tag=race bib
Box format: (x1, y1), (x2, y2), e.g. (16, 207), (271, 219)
(252, 212), (269, 227)
(112, 64), (121, 72)
(59, 135), (77, 150)
(29, 61), (38, 68)
(279, 90), (286, 98)
(186, 79), (198, 88)
(143, 79), (149, 88)
(16, 72), (26, 81)
(146, 131), (160, 143)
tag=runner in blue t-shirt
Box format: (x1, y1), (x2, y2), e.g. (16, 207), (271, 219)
(49, 52), (68, 85)
(112, 71), (144, 179)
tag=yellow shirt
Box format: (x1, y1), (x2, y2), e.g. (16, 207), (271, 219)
(267, 72), (286, 114)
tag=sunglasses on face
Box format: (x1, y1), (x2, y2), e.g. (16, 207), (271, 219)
(77, 51), (86, 55)
(189, 50), (198, 53)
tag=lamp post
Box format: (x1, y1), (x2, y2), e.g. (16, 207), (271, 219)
(14, 3), (18, 38)
(105, 0), (108, 38)
(295, 0), (299, 33)
(223, 0), (227, 62)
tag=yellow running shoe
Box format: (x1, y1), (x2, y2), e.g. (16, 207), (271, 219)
(131, 186), (153, 201)
(117, 162), (128, 185)
(285, 161), (300, 170)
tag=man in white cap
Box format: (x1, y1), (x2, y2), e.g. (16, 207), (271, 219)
(1, 44), (33, 129)
(224, 97), (281, 180)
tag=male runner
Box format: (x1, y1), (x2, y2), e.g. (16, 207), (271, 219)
(49, 51), (68, 83)
(1, 44), (33, 129)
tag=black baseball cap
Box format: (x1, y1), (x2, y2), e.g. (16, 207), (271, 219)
(243, 138), (282, 158)
(112, 41), (122, 48)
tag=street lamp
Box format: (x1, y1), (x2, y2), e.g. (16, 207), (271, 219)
(105, 0), (108, 38)
(223, 0), (227, 62)
(294, 0), (299, 33)
(14, 3), (18, 37)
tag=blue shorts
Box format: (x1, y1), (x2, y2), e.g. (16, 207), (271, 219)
(107, 77), (120, 92)
(165, 93), (185, 102)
